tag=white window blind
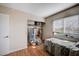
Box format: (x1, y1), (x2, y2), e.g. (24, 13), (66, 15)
(53, 15), (79, 38)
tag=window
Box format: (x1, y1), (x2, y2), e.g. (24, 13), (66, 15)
(64, 15), (79, 34)
(53, 15), (79, 38)
(53, 19), (64, 35)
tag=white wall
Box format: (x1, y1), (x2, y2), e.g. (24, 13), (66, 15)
(27, 14), (45, 22)
(9, 14), (27, 52)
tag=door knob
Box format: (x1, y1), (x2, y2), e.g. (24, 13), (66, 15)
(4, 36), (8, 38)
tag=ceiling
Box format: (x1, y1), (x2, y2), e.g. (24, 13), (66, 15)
(0, 3), (76, 18)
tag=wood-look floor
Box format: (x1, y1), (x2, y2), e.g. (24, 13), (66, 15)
(6, 44), (49, 56)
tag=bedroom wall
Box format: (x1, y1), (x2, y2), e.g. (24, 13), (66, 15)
(0, 5), (45, 53)
(43, 4), (79, 40)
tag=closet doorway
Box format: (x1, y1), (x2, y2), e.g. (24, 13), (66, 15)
(27, 20), (44, 48)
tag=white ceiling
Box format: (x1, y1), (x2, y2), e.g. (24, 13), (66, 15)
(0, 3), (76, 18)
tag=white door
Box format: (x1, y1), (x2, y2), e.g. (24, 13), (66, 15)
(0, 14), (9, 55)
